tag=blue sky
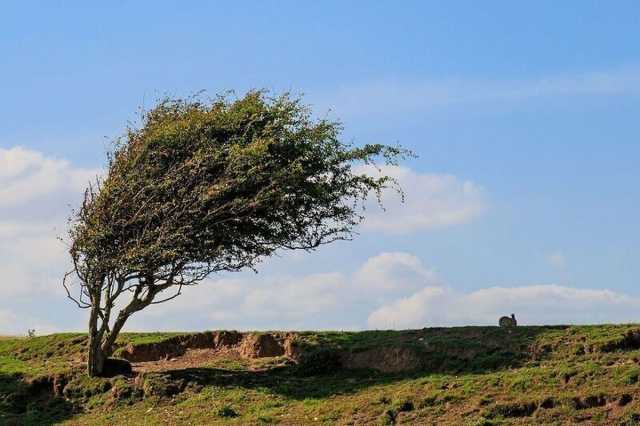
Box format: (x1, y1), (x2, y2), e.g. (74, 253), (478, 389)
(1, 1), (640, 333)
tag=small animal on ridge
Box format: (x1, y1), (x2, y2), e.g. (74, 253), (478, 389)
(499, 313), (517, 328)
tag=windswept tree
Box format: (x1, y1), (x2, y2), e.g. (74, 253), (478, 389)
(64, 91), (409, 376)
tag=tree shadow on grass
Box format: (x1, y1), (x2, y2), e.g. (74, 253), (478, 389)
(0, 372), (75, 426)
(155, 325), (571, 400)
(158, 365), (416, 400)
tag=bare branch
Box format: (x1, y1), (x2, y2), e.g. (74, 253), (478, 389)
(62, 270), (91, 309)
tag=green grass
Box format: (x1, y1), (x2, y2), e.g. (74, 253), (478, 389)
(116, 332), (189, 346)
(1, 325), (640, 424)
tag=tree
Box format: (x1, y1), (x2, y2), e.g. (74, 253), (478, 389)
(64, 91), (409, 376)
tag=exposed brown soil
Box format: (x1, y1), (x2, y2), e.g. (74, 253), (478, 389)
(132, 348), (243, 373)
(240, 333), (286, 358)
(119, 332), (219, 362)
(121, 331), (300, 360)
(121, 331), (426, 375)
(123, 332), (300, 374)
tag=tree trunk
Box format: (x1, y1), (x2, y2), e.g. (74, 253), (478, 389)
(100, 312), (130, 358)
(87, 335), (106, 376)
(85, 280), (160, 376)
(87, 302), (142, 376)
(87, 301), (106, 377)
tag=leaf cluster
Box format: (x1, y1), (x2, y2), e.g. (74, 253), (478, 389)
(69, 91), (408, 291)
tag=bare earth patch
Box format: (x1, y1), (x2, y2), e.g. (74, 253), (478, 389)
(131, 348), (246, 373)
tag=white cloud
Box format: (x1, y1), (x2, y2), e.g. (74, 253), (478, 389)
(316, 67), (640, 118)
(133, 272), (352, 331)
(0, 147), (97, 208)
(0, 310), (19, 333)
(2, 146), (635, 334)
(137, 250), (640, 331)
(132, 251), (429, 331)
(357, 165), (486, 233)
(368, 284), (640, 329)
(0, 308), (59, 336)
(241, 272), (345, 317)
(3, 146), (476, 333)
(0, 147), (99, 303)
(354, 252), (439, 294)
(88, 246), (640, 332)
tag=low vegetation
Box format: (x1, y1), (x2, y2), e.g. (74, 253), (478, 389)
(2, 325), (640, 425)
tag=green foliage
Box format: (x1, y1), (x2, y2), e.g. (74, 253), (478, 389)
(69, 90), (408, 284)
(64, 91), (409, 374)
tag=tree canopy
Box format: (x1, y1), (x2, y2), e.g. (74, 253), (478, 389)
(65, 91), (409, 376)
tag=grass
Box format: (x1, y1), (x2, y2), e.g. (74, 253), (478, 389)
(1, 325), (640, 424)
(116, 332), (189, 346)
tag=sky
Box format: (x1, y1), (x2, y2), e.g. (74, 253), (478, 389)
(1, 1), (640, 334)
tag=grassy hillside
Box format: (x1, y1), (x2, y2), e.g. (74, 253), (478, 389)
(2, 325), (640, 425)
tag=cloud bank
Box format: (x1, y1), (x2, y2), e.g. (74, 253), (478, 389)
(0, 147), (99, 332)
(133, 251), (640, 331)
(368, 284), (640, 329)
(1, 146), (637, 334)
(0, 147), (96, 208)
(0, 146), (485, 333)
(318, 67), (640, 118)
(358, 165), (486, 233)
